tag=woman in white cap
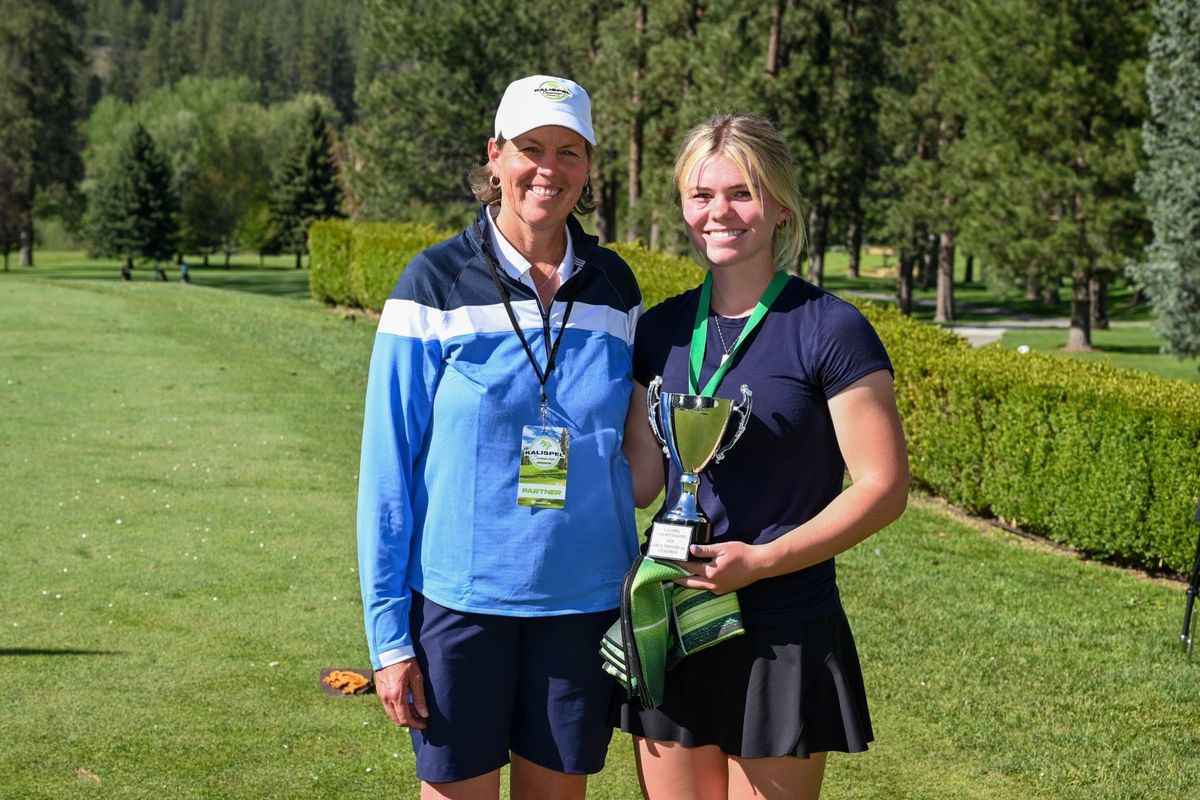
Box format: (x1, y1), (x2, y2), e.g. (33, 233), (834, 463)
(357, 75), (642, 799)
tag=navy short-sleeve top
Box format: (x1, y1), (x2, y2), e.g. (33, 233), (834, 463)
(632, 275), (893, 625)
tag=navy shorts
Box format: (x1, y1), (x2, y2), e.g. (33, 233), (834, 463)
(408, 592), (618, 784)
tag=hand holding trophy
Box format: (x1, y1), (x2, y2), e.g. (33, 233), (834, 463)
(644, 376), (752, 562)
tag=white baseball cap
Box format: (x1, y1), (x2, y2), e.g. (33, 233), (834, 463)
(494, 75), (596, 146)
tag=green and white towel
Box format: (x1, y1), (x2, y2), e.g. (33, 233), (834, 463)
(600, 555), (744, 709)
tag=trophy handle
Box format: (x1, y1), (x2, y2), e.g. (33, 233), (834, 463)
(646, 376), (669, 455)
(712, 385), (752, 465)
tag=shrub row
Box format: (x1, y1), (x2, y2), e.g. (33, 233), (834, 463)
(858, 302), (1200, 574)
(308, 220), (1200, 573)
(309, 222), (705, 313)
(309, 219), (451, 310)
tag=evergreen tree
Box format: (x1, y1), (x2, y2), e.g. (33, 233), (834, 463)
(102, 0), (150, 101)
(87, 123), (180, 272)
(587, 0), (696, 248)
(720, 0), (898, 284)
(879, 1), (965, 321)
(246, 19), (285, 103)
(269, 102), (342, 268)
(0, 158), (20, 271)
(834, 1), (894, 281)
(952, 0), (1150, 350)
(876, 0), (953, 315)
(351, 0), (585, 224)
(764, 0), (838, 284)
(0, 0), (85, 267)
(138, 7), (192, 98)
(202, 0), (236, 78)
(325, 19), (357, 123)
(1127, 0), (1200, 363)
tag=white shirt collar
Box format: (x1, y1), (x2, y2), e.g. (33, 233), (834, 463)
(485, 204), (576, 289)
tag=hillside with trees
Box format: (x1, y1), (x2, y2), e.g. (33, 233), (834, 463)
(1, 0), (1195, 358)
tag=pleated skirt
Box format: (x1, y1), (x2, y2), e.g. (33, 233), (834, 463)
(615, 603), (873, 758)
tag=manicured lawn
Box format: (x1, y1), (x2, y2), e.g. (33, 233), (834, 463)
(998, 324), (1200, 383)
(7, 250), (312, 299)
(2, 254), (1197, 798)
(814, 250), (1195, 383)
(820, 248), (1150, 322)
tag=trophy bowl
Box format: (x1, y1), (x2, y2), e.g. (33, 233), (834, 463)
(644, 378), (751, 562)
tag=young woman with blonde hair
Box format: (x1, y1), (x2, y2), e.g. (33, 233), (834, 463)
(619, 114), (909, 800)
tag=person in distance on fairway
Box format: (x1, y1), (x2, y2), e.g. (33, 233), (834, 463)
(618, 114), (910, 800)
(357, 75), (641, 800)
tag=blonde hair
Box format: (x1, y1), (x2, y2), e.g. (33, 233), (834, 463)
(674, 114), (806, 271)
(468, 137), (596, 215)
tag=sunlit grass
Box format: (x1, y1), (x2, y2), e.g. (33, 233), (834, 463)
(996, 325), (1200, 383)
(2, 256), (1197, 798)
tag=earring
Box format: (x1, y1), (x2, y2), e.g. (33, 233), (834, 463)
(489, 175), (501, 189)
(583, 179), (594, 199)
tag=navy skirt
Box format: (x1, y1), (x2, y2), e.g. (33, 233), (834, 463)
(615, 604), (873, 758)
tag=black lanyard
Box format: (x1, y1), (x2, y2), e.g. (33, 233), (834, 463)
(475, 221), (576, 426)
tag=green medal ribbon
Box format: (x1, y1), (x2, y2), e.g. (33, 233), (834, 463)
(688, 270), (788, 397)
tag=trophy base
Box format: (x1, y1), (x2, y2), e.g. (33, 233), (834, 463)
(646, 514), (712, 563)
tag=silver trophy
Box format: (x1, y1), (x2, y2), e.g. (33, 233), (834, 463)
(645, 376), (752, 562)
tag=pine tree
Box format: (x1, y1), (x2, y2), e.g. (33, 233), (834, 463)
(269, 102), (342, 268)
(138, 8), (192, 98)
(0, 158), (20, 271)
(877, 0), (954, 315)
(1127, 0), (1200, 363)
(103, 0), (149, 101)
(883, 1), (963, 323)
(350, 0), (587, 224)
(87, 123), (180, 272)
(952, 0), (1150, 350)
(586, 0), (698, 248)
(325, 20), (357, 123)
(0, 0), (85, 267)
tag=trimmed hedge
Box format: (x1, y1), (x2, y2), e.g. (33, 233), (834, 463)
(307, 219), (1200, 573)
(859, 302), (1200, 574)
(309, 219), (451, 309)
(308, 219), (355, 307)
(607, 241), (705, 308)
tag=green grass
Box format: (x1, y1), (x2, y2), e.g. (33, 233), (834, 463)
(819, 247), (1150, 321)
(815, 250), (1196, 383)
(6, 250), (313, 299)
(2, 254), (1199, 798)
(997, 325), (1200, 383)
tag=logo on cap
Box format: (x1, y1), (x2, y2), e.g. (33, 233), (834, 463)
(534, 80), (571, 102)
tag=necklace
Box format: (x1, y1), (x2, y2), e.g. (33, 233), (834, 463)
(532, 266), (558, 292)
(712, 315), (734, 365)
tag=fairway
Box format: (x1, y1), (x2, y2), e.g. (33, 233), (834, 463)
(2, 265), (1198, 799)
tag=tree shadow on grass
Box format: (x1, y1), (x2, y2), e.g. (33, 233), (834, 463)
(6, 256), (314, 302)
(189, 272), (311, 299)
(0, 648), (125, 657)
